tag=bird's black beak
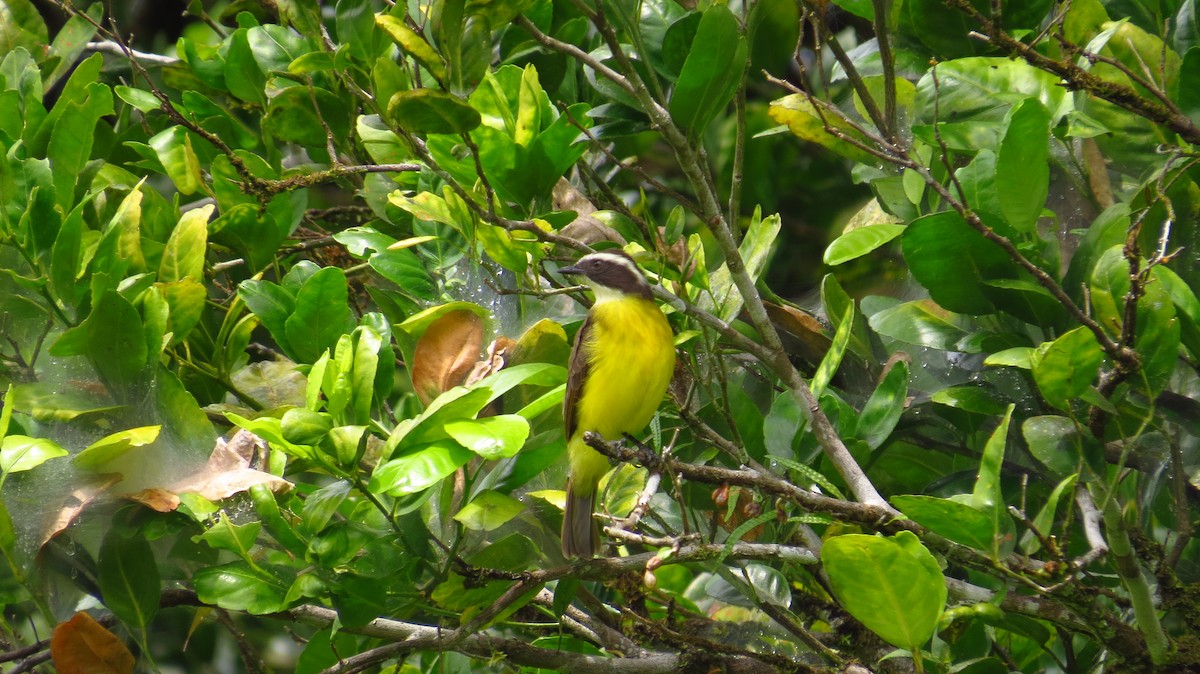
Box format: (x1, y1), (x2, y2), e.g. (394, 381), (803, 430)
(559, 264), (583, 276)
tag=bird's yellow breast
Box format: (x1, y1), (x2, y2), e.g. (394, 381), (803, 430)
(574, 297), (675, 442)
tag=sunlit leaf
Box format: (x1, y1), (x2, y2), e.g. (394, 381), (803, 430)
(822, 532), (946, 650)
(453, 490), (525, 531)
(0, 435), (68, 473)
(445, 415), (530, 460)
(73, 425), (161, 471)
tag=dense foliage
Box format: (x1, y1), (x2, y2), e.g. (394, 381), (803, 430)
(1, 0), (1198, 671)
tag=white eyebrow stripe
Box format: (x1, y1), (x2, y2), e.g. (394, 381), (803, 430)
(580, 251), (641, 277)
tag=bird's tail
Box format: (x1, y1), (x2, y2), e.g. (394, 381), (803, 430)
(562, 478), (600, 558)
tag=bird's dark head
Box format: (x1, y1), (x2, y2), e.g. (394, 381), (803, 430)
(559, 250), (653, 301)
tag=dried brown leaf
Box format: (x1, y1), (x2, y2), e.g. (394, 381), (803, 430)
(465, 337), (515, 386)
(123, 430), (289, 513)
(40, 476), (123, 548)
(411, 310), (484, 405)
(168, 430), (291, 502)
(51, 612), (136, 674)
(763, 301), (833, 368)
(124, 488), (181, 513)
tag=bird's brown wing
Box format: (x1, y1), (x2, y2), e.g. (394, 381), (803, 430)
(563, 314), (594, 440)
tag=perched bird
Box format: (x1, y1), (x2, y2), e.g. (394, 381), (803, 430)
(558, 250), (675, 558)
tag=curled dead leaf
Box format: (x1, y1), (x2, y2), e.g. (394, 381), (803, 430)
(123, 430), (290, 514)
(763, 301), (833, 369)
(554, 178), (627, 246)
(40, 475), (123, 548)
(167, 430), (291, 502)
(411, 310), (484, 405)
(51, 612), (135, 674)
(465, 337), (515, 386)
(124, 488), (181, 513)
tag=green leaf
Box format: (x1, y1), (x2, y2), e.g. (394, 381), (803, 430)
(855, 361), (908, 449)
(867, 300), (970, 351)
(931, 384), (1009, 415)
(763, 392), (804, 459)
(704, 207), (781, 322)
(995, 98), (1051, 231)
(300, 480), (351, 536)
(660, 12), (700, 78)
(159, 279), (207, 345)
(0, 0), (48, 54)
(73, 425), (161, 471)
(198, 517), (262, 558)
(224, 28), (267, 104)
(370, 441), (473, 496)
(0, 435), (67, 473)
(287, 49), (334, 74)
(98, 530), (160, 636)
(8, 383), (122, 423)
(1024, 474), (1077, 554)
(812, 302), (854, 398)
(982, 278), (1068, 328)
(115, 85), (162, 113)
(59, 290), (150, 400)
(822, 531), (946, 650)
(238, 279), (296, 358)
(106, 185), (146, 274)
(250, 484), (308, 556)
(264, 85), (351, 149)
(748, 0), (802, 76)
(155, 368), (217, 456)
(334, 226), (397, 257)
(347, 325), (382, 425)
(901, 211), (1013, 314)
(48, 82), (113, 208)
(160, 204), (211, 283)
(1089, 245), (1179, 395)
(1023, 415), (1103, 480)
(0, 500), (14, 553)
(769, 94), (880, 165)
(50, 200), (86, 307)
(669, 4), (747, 136)
(1181, 47), (1200, 119)
(44, 2), (103, 90)
(285, 266), (356, 364)
(453, 490), (525, 531)
(281, 408), (333, 445)
(915, 57), (1069, 123)
(149, 126), (204, 195)
(773, 456), (846, 500)
(376, 14), (447, 81)
(0, 384), (12, 439)
(824, 224), (906, 265)
(985, 346), (1035, 368)
(972, 404), (1012, 513)
(193, 561), (289, 614)
(368, 249), (438, 302)
(892, 495), (997, 551)
(1031, 327), (1103, 411)
(445, 414), (530, 460)
(336, 0), (377, 62)
(388, 89), (481, 134)
(327, 425), (368, 468)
